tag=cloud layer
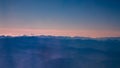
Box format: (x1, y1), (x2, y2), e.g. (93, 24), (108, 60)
(0, 36), (120, 68)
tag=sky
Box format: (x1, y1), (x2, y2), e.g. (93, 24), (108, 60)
(0, 0), (120, 37)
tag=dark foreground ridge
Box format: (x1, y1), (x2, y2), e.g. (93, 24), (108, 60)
(0, 35), (120, 68)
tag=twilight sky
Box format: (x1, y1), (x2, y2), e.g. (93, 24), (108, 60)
(0, 0), (120, 37)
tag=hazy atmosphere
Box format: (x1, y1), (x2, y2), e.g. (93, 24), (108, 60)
(0, 0), (120, 37)
(0, 0), (120, 68)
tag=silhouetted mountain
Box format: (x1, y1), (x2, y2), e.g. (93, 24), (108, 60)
(0, 36), (120, 68)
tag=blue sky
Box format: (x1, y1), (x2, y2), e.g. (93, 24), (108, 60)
(0, 0), (120, 37)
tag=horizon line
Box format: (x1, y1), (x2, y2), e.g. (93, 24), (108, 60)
(0, 34), (120, 38)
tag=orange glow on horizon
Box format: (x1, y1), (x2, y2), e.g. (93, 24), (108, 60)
(0, 28), (120, 38)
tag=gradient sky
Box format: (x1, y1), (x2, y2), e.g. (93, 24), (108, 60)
(0, 0), (120, 37)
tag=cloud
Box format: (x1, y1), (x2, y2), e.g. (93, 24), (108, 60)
(0, 36), (120, 68)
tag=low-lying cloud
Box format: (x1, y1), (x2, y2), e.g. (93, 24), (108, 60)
(0, 36), (120, 68)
